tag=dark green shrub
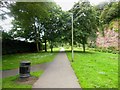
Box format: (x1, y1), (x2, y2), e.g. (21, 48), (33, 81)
(94, 46), (118, 54)
(2, 39), (38, 55)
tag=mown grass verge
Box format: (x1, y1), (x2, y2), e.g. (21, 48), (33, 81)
(66, 47), (118, 88)
(2, 48), (60, 70)
(2, 70), (43, 89)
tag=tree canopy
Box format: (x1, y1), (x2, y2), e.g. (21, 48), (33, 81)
(1, 0), (119, 53)
(70, 1), (98, 52)
(100, 1), (120, 24)
(9, 1), (62, 52)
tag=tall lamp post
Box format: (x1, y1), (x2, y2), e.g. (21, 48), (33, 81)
(70, 13), (74, 62)
(69, 4), (85, 62)
(70, 12), (86, 62)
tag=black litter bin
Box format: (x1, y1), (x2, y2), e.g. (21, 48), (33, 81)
(19, 61), (31, 78)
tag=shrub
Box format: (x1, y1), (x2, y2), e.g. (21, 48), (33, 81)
(2, 39), (38, 55)
(95, 46), (118, 54)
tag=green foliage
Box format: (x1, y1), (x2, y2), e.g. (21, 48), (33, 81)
(9, 2), (63, 52)
(109, 18), (119, 32)
(56, 11), (72, 45)
(9, 2), (52, 40)
(95, 46), (119, 54)
(42, 5), (63, 52)
(1, 31), (13, 40)
(94, 1), (119, 38)
(66, 48), (118, 88)
(2, 1), (119, 53)
(8, 2), (57, 52)
(100, 2), (120, 24)
(70, 1), (98, 52)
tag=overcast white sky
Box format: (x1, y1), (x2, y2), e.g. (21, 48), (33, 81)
(1, 0), (109, 32)
(54, 0), (110, 11)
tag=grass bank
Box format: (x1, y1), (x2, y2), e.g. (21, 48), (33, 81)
(2, 48), (60, 70)
(66, 47), (118, 88)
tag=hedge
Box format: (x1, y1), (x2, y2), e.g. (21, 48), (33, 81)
(2, 39), (41, 55)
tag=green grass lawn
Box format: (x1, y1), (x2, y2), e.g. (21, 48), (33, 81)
(2, 70), (43, 89)
(66, 47), (118, 88)
(2, 48), (60, 70)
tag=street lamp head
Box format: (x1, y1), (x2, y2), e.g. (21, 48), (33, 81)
(76, 5), (80, 8)
(78, 12), (86, 17)
(82, 13), (86, 16)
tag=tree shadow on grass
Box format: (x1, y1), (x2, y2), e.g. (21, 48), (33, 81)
(40, 51), (60, 53)
(2, 50), (60, 56)
(65, 50), (95, 54)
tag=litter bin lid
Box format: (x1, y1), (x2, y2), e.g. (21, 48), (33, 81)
(20, 61), (31, 66)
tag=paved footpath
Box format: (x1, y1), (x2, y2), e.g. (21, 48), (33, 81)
(32, 48), (81, 88)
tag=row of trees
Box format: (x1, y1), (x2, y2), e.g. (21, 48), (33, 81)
(1, 0), (119, 53)
(9, 2), (63, 52)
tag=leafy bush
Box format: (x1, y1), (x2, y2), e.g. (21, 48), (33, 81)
(100, 2), (120, 24)
(95, 46), (118, 54)
(2, 39), (39, 55)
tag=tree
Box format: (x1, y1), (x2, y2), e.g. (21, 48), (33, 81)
(1, 31), (13, 40)
(42, 5), (63, 52)
(71, 1), (98, 52)
(9, 2), (55, 52)
(100, 1), (120, 24)
(95, 1), (120, 36)
(60, 11), (72, 46)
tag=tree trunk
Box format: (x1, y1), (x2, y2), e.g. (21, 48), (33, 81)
(35, 25), (39, 52)
(45, 39), (47, 52)
(82, 43), (85, 52)
(51, 47), (53, 53)
(82, 37), (86, 53)
(36, 41), (39, 52)
(50, 42), (53, 53)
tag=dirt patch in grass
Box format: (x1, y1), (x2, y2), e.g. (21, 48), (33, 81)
(16, 76), (38, 85)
